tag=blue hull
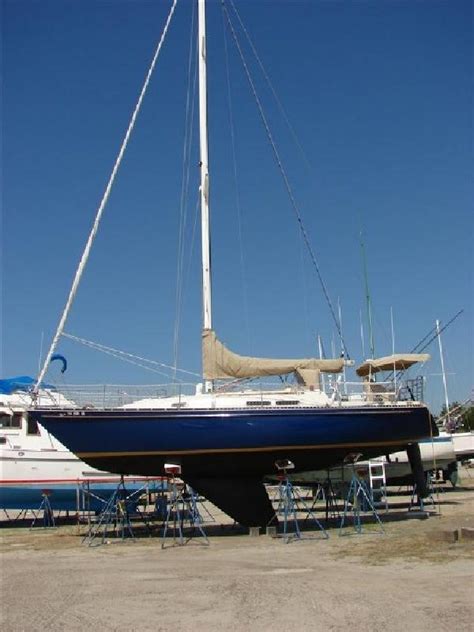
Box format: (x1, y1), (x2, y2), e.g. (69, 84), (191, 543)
(30, 405), (435, 476)
(0, 484), (85, 511)
(29, 405), (436, 527)
(0, 479), (165, 512)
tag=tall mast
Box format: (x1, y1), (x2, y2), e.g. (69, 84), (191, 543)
(436, 319), (451, 427)
(198, 0), (212, 332)
(359, 229), (375, 359)
(390, 307), (396, 395)
(337, 298), (347, 393)
(317, 334), (326, 393)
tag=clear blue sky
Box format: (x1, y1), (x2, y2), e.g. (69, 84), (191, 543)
(2, 0), (472, 414)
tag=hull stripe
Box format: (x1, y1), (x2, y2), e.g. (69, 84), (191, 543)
(40, 407), (417, 419)
(0, 477), (162, 485)
(77, 437), (420, 459)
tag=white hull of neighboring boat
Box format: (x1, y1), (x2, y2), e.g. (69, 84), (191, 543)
(381, 435), (457, 481)
(0, 391), (162, 511)
(445, 431), (474, 462)
(279, 435), (457, 486)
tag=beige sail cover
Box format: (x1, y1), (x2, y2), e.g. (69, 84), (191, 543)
(202, 329), (344, 383)
(356, 353), (430, 377)
(294, 368), (321, 389)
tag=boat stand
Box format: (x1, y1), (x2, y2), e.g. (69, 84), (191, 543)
(188, 488), (215, 523)
(271, 474), (328, 543)
(409, 473), (436, 512)
(83, 476), (151, 546)
(306, 483), (326, 513)
(307, 478), (341, 524)
(161, 477), (209, 548)
(30, 492), (56, 529)
(339, 470), (384, 535)
(3, 508), (29, 522)
(78, 481), (108, 525)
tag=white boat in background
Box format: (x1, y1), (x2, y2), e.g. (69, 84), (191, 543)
(375, 434), (458, 485)
(433, 323), (473, 466)
(445, 431), (474, 463)
(0, 379), (164, 512)
(274, 433), (457, 488)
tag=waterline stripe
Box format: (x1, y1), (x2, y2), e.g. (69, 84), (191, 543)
(77, 437), (423, 459)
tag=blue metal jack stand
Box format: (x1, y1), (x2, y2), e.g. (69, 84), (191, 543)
(189, 489), (215, 523)
(323, 477), (341, 523)
(306, 478), (341, 525)
(83, 476), (151, 546)
(339, 470), (384, 536)
(30, 492), (56, 529)
(272, 473), (329, 543)
(161, 477), (209, 548)
(409, 472), (436, 512)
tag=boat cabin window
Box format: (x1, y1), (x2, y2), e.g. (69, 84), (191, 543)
(0, 414), (10, 427)
(0, 437), (6, 444)
(27, 416), (41, 435)
(275, 400), (300, 406)
(0, 412), (21, 428)
(246, 400), (272, 407)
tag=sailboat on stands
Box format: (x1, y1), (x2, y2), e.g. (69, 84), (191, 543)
(29, 0), (437, 528)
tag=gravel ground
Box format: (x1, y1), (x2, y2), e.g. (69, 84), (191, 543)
(1, 470), (473, 631)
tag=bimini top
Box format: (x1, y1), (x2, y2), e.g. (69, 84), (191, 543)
(356, 353), (430, 377)
(203, 329), (345, 387)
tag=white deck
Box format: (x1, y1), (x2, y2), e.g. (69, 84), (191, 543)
(22, 380), (426, 411)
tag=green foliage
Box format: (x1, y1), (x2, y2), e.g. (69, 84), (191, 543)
(463, 406), (474, 431)
(439, 401), (459, 419)
(438, 401), (474, 431)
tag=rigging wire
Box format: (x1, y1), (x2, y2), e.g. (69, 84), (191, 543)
(359, 228), (375, 359)
(174, 2), (198, 379)
(410, 310), (464, 356)
(62, 332), (201, 380)
(221, 0), (350, 358)
(227, 0), (313, 173)
(227, 0), (317, 351)
(386, 309), (464, 384)
(410, 324), (439, 353)
(35, 0), (179, 391)
(298, 218), (314, 353)
(221, 6), (252, 351)
(396, 310), (464, 385)
(184, 192), (202, 300)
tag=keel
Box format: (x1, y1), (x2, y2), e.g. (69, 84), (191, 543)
(407, 442), (428, 498)
(184, 476), (276, 528)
